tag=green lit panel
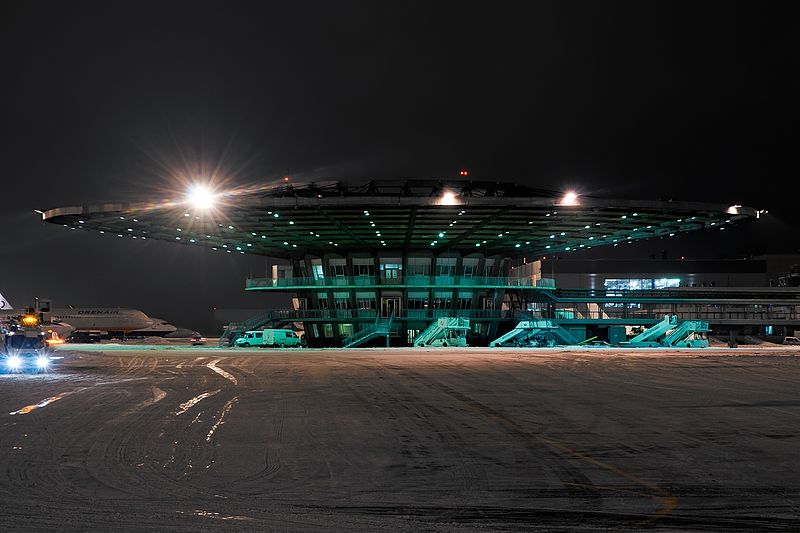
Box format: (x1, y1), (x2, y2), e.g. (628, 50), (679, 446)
(41, 180), (758, 258)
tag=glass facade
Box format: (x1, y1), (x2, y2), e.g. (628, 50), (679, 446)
(604, 278), (681, 290)
(253, 253), (523, 346)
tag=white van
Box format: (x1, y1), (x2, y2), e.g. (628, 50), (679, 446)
(235, 329), (303, 348)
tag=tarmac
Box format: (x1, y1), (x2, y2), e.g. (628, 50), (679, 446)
(0, 345), (798, 531)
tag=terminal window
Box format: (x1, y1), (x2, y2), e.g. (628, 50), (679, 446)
(604, 278), (680, 308)
(604, 278), (681, 291)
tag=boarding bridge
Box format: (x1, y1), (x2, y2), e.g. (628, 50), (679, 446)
(342, 314), (393, 348)
(624, 314), (709, 347)
(489, 319), (581, 347)
(414, 317), (470, 347)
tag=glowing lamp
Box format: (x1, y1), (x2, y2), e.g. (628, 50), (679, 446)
(187, 185), (216, 209)
(21, 315), (39, 327)
(560, 191), (579, 206)
(440, 191), (458, 205)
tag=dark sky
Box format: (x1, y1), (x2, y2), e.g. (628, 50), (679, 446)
(1, 2), (797, 332)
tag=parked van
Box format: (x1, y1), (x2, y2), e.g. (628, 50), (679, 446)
(235, 329), (303, 348)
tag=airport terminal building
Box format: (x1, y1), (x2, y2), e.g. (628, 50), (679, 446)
(41, 180), (800, 346)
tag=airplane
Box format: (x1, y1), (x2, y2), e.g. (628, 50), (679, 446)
(1, 294), (154, 337)
(131, 317), (178, 337)
(0, 291), (11, 312)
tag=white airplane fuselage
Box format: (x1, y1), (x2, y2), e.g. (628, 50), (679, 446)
(131, 317), (178, 337)
(45, 308), (153, 333)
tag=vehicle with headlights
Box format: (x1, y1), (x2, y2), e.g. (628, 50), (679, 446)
(190, 333), (207, 345)
(1, 313), (53, 372)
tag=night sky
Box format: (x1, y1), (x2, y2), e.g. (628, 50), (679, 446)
(2, 2), (797, 332)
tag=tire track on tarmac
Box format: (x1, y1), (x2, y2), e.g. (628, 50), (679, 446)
(389, 362), (601, 505)
(398, 366), (677, 526)
(336, 360), (490, 502)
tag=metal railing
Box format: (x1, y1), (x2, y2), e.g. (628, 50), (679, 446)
(246, 276), (556, 290)
(222, 304), (800, 336)
(549, 287), (800, 302)
(341, 313), (394, 348)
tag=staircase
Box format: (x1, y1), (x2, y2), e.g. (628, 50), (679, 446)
(625, 315), (678, 346)
(414, 317), (470, 347)
(663, 320), (710, 347)
(342, 314), (393, 348)
(219, 310), (277, 346)
(490, 319), (580, 347)
(625, 315), (709, 347)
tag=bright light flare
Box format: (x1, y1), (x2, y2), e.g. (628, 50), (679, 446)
(6, 355), (22, 371)
(36, 356), (50, 369)
(727, 204), (741, 215)
(21, 315), (39, 327)
(440, 191), (459, 205)
(187, 185), (217, 209)
(560, 191), (579, 206)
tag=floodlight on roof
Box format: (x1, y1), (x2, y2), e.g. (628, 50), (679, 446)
(559, 190), (579, 206)
(440, 190), (458, 205)
(187, 184), (216, 209)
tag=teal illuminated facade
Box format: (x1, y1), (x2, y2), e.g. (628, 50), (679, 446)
(249, 257), (557, 346)
(42, 179), (771, 346)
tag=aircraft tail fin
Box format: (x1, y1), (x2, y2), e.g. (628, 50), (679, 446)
(0, 292), (12, 311)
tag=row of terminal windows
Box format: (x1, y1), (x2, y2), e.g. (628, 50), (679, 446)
(322, 298), (482, 310)
(311, 295), (495, 311)
(604, 278), (680, 309)
(311, 259), (498, 279)
(604, 278), (681, 290)
(603, 278), (723, 289)
(313, 323), (489, 340)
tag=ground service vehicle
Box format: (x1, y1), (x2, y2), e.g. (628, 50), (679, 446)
(68, 330), (104, 343)
(235, 329), (303, 348)
(1, 313), (52, 372)
(784, 336), (800, 345)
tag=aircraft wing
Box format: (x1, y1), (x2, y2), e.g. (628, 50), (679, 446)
(0, 292), (12, 310)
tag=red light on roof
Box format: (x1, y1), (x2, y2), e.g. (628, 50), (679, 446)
(459, 170), (469, 176)
(283, 176), (290, 182)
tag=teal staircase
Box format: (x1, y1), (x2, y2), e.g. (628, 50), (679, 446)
(342, 313), (394, 348)
(413, 317), (470, 347)
(625, 315), (709, 347)
(489, 319), (580, 347)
